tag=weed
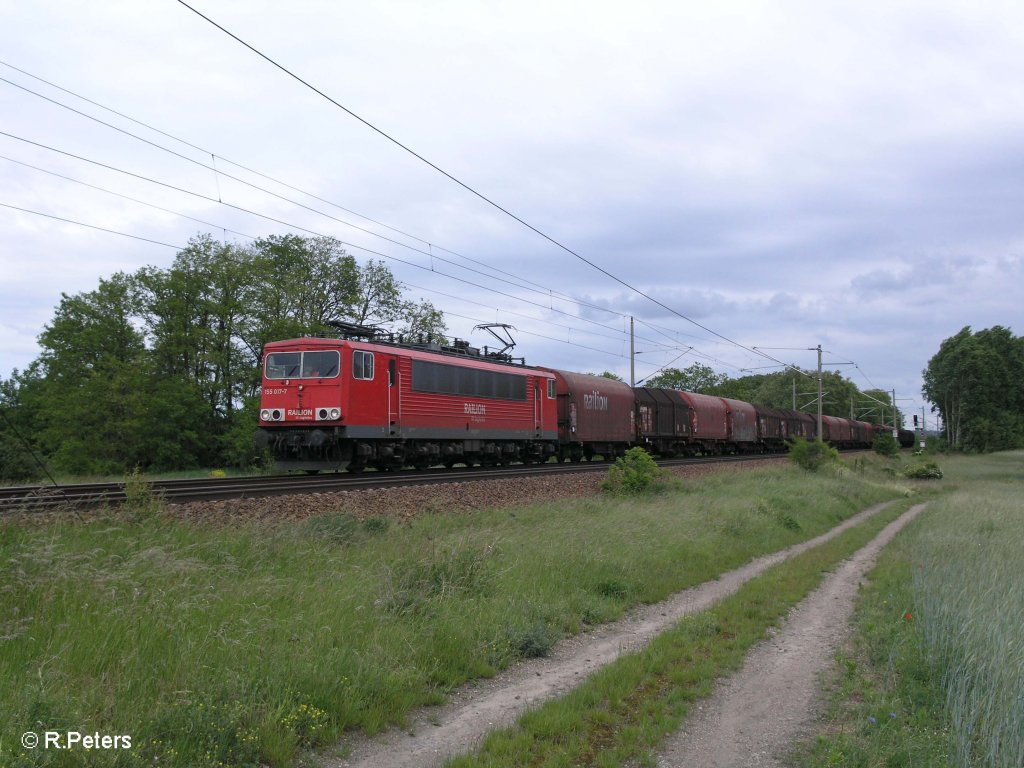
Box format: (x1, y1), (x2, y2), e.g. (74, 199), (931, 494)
(305, 512), (362, 544)
(903, 461), (943, 480)
(873, 431), (900, 458)
(601, 447), (675, 495)
(776, 511), (801, 531)
(122, 467), (162, 519)
(753, 498), (801, 530)
(787, 437), (839, 472)
(362, 516), (390, 534)
(594, 578), (631, 599)
(379, 541), (496, 613)
(507, 622), (559, 659)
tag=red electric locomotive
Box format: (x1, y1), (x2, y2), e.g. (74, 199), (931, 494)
(257, 324), (886, 472)
(256, 326), (558, 472)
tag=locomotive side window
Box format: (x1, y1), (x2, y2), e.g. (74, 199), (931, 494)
(547, 379), (556, 399)
(265, 352), (301, 379)
(353, 350), (375, 380)
(411, 360), (527, 401)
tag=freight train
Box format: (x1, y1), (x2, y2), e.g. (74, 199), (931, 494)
(255, 326), (912, 472)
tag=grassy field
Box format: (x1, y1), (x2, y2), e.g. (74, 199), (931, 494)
(796, 450), (1024, 768)
(1, 458), (909, 767)
(445, 497), (911, 767)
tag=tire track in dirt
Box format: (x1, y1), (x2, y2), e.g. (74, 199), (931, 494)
(656, 502), (927, 767)
(328, 500), (899, 768)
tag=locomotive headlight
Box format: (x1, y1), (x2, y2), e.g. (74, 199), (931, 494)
(315, 407), (342, 421)
(260, 409), (271, 421)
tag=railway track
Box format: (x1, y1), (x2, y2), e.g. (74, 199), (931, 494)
(0, 454), (782, 512)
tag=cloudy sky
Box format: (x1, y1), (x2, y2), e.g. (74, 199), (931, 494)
(2, 0), (1023, 426)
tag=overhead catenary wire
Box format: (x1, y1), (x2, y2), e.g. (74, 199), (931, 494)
(1, 53), (895, 393)
(172, 0), (817, 377)
(0, 78), (661, 347)
(0, 63), (635, 326)
(0, 154), (257, 240)
(0, 203), (184, 250)
(0, 200), (678, 371)
(0, 60), (776, 375)
(0, 130), (685, 353)
(0, 170), (688, 368)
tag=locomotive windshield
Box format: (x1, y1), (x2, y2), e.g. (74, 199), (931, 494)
(265, 351), (340, 379)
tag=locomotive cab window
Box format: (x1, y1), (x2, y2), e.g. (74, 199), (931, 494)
(265, 351), (339, 379)
(301, 351), (339, 378)
(547, 379), (556, 399)
(353, 350), (375, 380)
(265, 352), (300, 379)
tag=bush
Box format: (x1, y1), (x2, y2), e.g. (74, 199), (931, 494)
(600, 447), (675, 496)
(507, 622), (559, 659)
(903, 461), (943, 480)
(121, 467), (163, 518)
(872, 431), (900, 457)
(0, 441), (40, 482)
(787, 437), (838, 472)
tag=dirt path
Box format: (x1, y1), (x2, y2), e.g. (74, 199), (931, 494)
(328, 500), (900, 768)
(656, 502), (927, 767)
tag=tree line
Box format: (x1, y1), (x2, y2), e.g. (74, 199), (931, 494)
(922, 325), (1024, 452)
(630, 362), (903, 426)
(5, 240), (1018, 483)
(0, 234), (446, 481)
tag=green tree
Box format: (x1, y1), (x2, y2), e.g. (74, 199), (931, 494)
(30, 275), (190, 473)
(240, 234), (360, 356)
(0, 371), (45, 482)
(11, 233), (450, 476)
(396, 297), (448, 341)
(922, 326), (1024, 451)
(139, 236), (255, 422)
(350, 259), (404, 327)
(643, 362), (725, 392)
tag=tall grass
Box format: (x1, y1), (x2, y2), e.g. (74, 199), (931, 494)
(798, 451), (1024, 768)
(0, 462), (903, 767)
(910, 454), (1024, 768)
